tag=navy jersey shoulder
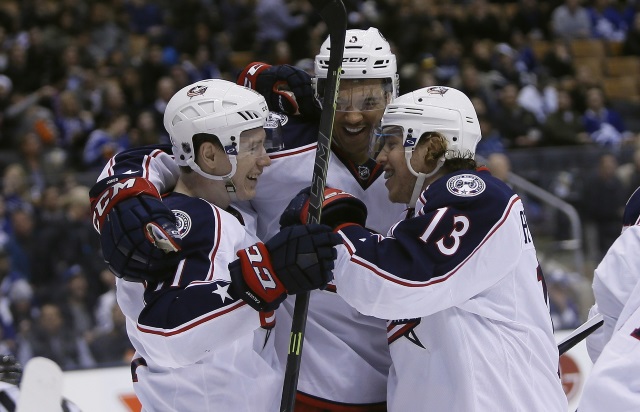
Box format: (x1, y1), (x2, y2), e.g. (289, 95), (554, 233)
(109, 144), (173, 176)
(623, 186), (640, 227)
(277, 113), (319, 150)
(344, 169), (522, 282)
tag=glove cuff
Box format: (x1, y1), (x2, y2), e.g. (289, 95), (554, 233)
(237, 62), (272, 90)
(90, 176), (160, 232)
(230, 242), (287, 311)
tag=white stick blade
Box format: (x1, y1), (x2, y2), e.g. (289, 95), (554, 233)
(16, 357), (63, 412)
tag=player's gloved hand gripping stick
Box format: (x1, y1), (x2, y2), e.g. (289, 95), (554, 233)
(280, 1), (347, 411)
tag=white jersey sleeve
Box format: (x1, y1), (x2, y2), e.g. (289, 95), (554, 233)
(332, 170), (567, 412)
(586, 225), (640, 361)
(579, 291), (640, 412)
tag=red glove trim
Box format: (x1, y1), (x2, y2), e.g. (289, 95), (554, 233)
(237, 242), (287, 304)
(90, 177), (160, 232)
(237, 62), (272, 89)
(300, 187), (361, 223)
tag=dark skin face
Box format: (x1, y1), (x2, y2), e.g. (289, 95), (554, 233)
(331, 79), (391, 164)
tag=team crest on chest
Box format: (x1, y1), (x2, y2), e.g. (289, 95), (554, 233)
(172, 210), (191, 237)
(357, 165), (370, 180)
(446, 174), (486, 197)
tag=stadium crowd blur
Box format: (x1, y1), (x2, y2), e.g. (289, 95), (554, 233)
(0, 0), (638, 371)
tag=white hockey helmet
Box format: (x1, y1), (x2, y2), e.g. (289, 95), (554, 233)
(314, 27), (399, 99)
(378, 86), (481, 206)
(163, 79), (268, 181)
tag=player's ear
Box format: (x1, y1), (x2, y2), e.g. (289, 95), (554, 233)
(198, 141), (222, 172)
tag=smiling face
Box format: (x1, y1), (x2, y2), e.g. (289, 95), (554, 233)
(332, 79), (391, 164)
(230, 126), (272, 201)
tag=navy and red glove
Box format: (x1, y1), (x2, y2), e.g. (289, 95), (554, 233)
(229, 224), (341, 311)
(90, 176), (182, 283)
(237, 62), (321, 121)
(279, 187), (368, 230)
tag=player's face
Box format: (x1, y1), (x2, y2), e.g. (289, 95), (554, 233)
(332, 79), (391, 164)
(375, 126), (417, 203)
(232, 127), (271, 201)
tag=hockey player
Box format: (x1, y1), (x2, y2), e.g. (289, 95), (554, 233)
(91, 28), (405, 411)
(90, 79), (341, 411)
(578, 188), (640, 411)
(282, 86), (568, 411)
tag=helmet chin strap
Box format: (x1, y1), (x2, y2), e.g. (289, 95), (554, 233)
(406, 153), (445, 208)
(186, 156), (239, 200)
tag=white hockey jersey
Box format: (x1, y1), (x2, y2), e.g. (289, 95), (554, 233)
(579, 225), (640, 411)
(252, 139), (405, 406)
(332, 169), (567, 411)
(98, 151), (281, 411)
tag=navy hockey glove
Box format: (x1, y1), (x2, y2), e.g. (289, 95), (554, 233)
(279, 187), (368, 230)
(0, 355), (22, 386)
(90, 176), (182, 283)
(229, 224), (341, 311)
(237, 62), (321, 121)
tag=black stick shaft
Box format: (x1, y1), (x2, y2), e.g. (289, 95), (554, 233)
(280, 1), (346, 411)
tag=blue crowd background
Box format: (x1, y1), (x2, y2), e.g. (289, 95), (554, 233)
(0, 0), (638, 371)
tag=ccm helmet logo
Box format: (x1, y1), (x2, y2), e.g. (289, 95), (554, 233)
(343, 57), (367, 63)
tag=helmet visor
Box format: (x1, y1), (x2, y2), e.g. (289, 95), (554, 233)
(317, 78), (393, 112)
(373, 125), (405, 157)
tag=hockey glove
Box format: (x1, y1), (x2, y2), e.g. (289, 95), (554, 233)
(279, 187), (368, 230)
(0, 355), (22, 386)
(229, 224), (341, 311)
(237, 62), (321, 121)
(90, 176), (182, 283)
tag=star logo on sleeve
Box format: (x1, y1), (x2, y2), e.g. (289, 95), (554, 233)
(213, 283), (233, 303)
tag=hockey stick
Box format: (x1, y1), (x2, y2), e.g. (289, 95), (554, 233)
(557, 313), (604, 355)
(280, 1), (346, 411)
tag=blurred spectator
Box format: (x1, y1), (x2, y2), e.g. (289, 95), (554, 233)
(149, 76), (176, 138)
(510, 0), (551, 40)
(550, 0), (591, 40)
(486, 152), (511, 182)
(0, 244), (22, 355)
(582, 87), (636, 148)
(587, 0), (628, 41)
(129, 110), (164, 147)
(623, 12), (640, 55)
(460, 0), (508, 45)
(517, 72), (559, 124)
(450, 63), (497, 115)
(616, 148), (640, 198)
(255, 0), (306, 60)
(89, 304), (133, 366)
(490, 43), (526, 88)
(124, 0), (164, 36)
(2, 85), (57, 150)
(492, 82), (542, 148)
(2, 163), (33, 213)
(8, 279), (35, 341)
(475, 114), (506, 157)
(5, 207), (35, 281)
(581, 153), (627, 260)
(546, 268), (582, 330)
(53, 90), (95, 159)
(542, 88), (591, 146)
(93, 268), (116, 334)
(434, 38), (463, 84)
(541, 40), (575, 79)
(56, 265), (96, 344)
(17, 302), (95, 370)
(82, 113), (130, 171)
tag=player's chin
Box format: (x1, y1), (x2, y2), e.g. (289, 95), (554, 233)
(236, 178), (258, 200)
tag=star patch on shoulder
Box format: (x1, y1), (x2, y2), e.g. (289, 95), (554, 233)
(446, 174), (486, 197)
